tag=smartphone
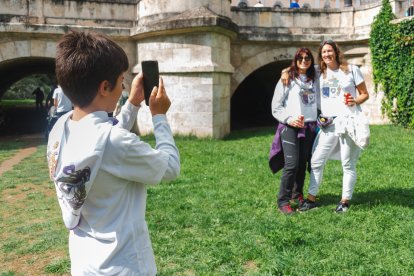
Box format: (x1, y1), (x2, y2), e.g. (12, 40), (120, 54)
(141, 60), (159, 106)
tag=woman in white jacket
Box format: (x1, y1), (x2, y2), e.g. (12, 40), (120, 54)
(270, 48), (318, 214)
(299, 40), (369, 213)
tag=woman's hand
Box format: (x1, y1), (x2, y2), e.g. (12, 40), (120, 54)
(344, 81), (370, 106)
(344, 92), (356, 106)
(281, 68), (290, 86)
(288, 115), (305, 128)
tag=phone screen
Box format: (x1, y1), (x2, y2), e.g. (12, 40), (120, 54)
(141, 60), (159, 106)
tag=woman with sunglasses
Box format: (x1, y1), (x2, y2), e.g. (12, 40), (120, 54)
(299, 40), (369, 213)
(269, 48), (318, 214)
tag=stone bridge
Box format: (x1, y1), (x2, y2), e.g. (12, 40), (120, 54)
(0, 0), (410, 137)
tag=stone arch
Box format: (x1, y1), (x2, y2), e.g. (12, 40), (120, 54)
(407, 6), (414, 16)
(230, 47), (297, 130)
(0, 39), (57, 98)
(237, 0), (248, 8)
(0, 39), (57, 135)
(231, 47), (299, 97)
(273, 1), (284, 8)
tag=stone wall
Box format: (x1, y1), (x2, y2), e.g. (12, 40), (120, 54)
(0, 0), (136, 27)
(133, 31), (234, 137)
(1, 0), (408, 137)
(231, 0), (381, 9)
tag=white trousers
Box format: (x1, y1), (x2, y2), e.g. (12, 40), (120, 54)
(308, 124), (361, 200)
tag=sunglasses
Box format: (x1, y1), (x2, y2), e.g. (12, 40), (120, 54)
(297, 56), (311, 62)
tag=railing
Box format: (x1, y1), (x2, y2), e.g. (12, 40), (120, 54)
(231, 0), (382, 9)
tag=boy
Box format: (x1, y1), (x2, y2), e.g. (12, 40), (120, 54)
(47, 30), (180, 275)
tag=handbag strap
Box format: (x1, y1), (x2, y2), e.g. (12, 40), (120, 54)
(350, 64), (356, 87)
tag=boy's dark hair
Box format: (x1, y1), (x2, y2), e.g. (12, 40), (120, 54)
(55, 30), (129, 108)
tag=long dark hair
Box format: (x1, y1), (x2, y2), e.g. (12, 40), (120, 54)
(289, 48), (315, 82)
(318, 40), (349, 78)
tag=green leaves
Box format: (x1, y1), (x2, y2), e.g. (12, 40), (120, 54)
(369, 0), (414, 128)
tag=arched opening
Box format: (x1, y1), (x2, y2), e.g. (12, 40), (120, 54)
(0, 57), (56, 137)
(231, 60), (291, 130)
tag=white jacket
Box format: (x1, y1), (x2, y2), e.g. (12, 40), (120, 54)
(47, 101), (180, 275)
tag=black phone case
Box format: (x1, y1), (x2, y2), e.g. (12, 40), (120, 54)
(141, 60), (159, 106)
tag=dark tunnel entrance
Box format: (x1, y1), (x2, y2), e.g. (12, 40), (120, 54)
(231, 60), (291, 130)
(0, 57), (56, 137)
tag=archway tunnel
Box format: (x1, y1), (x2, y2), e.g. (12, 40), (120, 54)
(1, 57), (293, 137)
(231, 60), (291, 130)
(0, 57), (56, 136)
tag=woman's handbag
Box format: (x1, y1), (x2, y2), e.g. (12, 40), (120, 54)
(349, 107), (370, 149)
(334, 108), (370, 150)
(348, 65), (370, 149)
(317, 114), (334, 128)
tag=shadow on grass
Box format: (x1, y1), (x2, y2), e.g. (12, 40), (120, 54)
(0, 133), (45, 151)
(316, 188), (414, 209)
(225, 126), (276, 140)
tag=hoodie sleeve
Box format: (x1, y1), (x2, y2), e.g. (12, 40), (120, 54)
(101, 115), (180, 185)
(115, 100), (139, 131)
(152, 114), (180, 181)
(271, 79), (291, 124)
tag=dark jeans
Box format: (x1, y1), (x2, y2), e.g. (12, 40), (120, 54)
(278, 125), (315, 207)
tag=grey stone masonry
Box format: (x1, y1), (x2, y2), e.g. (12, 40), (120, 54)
(1, 0), (409, 137)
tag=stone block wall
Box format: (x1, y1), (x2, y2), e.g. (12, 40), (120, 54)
(2, 0), (405, 137)
(136, 72), (231, 138)
(1, 0), (136, 28)
(134, 31), (233, 138)
(230, 0), (379, 9)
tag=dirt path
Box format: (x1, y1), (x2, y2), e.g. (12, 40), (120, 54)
(0, 133), (45, 176)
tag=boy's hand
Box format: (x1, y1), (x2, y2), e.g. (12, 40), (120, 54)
(128, 73), (145, 106)
(149, 77), (171, 116)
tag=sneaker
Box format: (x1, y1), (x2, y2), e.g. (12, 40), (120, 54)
(279, 204), (295, 215)
(290, 194), (305, 209)
(297, 194), (305, 206)
(335, 201), (350, 213)
(298, 199), (317, 212)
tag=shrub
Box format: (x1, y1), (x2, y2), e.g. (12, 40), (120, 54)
(369, 0), (414, 128)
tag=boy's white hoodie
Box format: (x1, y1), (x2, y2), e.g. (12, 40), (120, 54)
(47, 102), (180, 275)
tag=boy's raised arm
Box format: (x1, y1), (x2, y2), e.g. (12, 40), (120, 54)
(150, 77), (180, 181)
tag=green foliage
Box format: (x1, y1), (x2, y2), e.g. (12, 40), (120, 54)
(369, 0), (414, 128)
(0, 99), (35, 107)
(4, 74), (55, 100)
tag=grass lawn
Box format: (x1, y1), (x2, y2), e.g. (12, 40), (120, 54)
(0, 99), (35, 107)
(0, 125), (413, 275)
(0, 140), (25, 165)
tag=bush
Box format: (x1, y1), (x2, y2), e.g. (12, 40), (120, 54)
(369, 0), (414, 128)
(4, 74), (55, 100)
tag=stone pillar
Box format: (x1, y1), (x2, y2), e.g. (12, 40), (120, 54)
(133, 0), (237, 138)
(389, 0), (408, 18)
